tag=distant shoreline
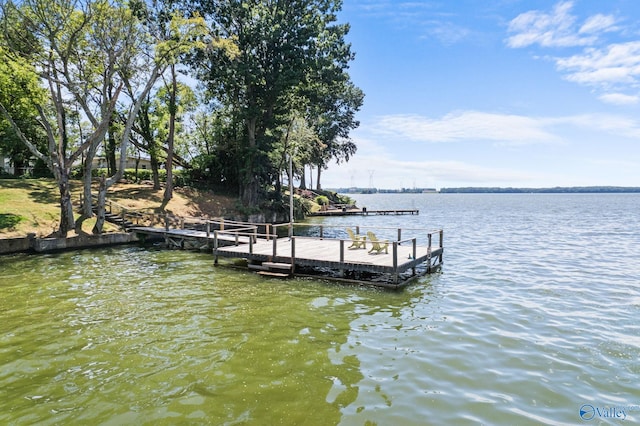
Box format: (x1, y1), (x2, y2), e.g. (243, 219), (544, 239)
(332, 186), (640, 194)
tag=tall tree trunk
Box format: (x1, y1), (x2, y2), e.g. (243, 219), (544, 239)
(106, 83), (117, 175)
(316, 164), (322, 190)
(92, 176), (107, 234)
(151, 155), (161, 189)
(299, 165), (307, 190)
(56, 169), (75, 237)
(106, 122), (117, 175)
(162, 64), (177, 207)
(75, 142), (98, 233)
(134, 156), (140, 183)
(242, 116), (259, 206)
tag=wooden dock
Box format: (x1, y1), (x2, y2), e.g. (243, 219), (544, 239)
(130, 218), (443, 288)
(308, 208), (419, 217)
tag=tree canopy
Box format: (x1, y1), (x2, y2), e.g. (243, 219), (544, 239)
(0, 0), (363, 230)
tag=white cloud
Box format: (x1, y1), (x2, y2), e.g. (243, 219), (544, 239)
(506, 1), (598, 48)
(556, 42), (640, 87)
(598, 93), (639, 105)
(322, 148), (539, 189)
(556, 113), (640, 138)
(421, 21), (471, 45)
(506, 2), (638, 104)
(322, 109), (640, 189)
(372, 111), (561, 144)
(579, 14), (619, 34)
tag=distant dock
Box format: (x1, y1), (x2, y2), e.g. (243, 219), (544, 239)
(308, 207), (419, 217)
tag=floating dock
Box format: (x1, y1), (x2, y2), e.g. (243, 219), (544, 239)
(130, 219), (443, 289)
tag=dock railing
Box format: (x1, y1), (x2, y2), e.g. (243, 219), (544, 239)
(212, 222), (443, 280)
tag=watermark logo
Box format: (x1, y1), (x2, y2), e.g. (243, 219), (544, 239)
(579, 404), (596, 421)
(579, 403), (640, 421)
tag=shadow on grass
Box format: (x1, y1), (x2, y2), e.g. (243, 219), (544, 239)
(0, 213), (24, 231)
(28, 188), (59, 204)
(0, 178), (59, 204)
(111, 187), (164, 203)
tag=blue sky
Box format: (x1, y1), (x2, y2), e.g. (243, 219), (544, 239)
(322, 0), (640, 189)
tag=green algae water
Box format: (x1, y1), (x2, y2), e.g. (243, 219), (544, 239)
(2, 193), (640, 425)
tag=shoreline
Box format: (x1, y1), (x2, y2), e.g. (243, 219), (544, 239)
(0, 232), (139, 255)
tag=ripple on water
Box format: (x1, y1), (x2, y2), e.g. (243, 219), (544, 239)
(2, 194), (640, 425)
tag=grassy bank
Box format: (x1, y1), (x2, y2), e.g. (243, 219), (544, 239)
(0, 179), (238, 238)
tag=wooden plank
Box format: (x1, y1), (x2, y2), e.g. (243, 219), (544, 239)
(257, 271), (291, 278)
(262, 262), (292, 270)
(248, 264), (270, 271)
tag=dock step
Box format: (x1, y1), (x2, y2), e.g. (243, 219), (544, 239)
(261, 262), (293, 271)
(251, 261), (292, 278)
(257, 271), (291, 278)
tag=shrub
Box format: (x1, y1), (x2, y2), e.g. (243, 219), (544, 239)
(314, 195), (329, 206)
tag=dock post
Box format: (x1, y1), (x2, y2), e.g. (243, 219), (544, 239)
(412, 238), (417, 275)
(206, 221), (210, 238)
(339, 240), (345, 277)
(392, 242), (398, 283)
(397, 228), (402, 245)
(213, 231), (219, 265)
(291, 237), (296, 274)
(392, 241), (398, 270)
(320, 225), (324, 239)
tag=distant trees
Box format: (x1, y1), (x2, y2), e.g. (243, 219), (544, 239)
(0, 0), (363, 232)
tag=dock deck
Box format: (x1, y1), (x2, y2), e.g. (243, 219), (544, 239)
(130, 219), (443, 288)
(213, 234), (442, 288)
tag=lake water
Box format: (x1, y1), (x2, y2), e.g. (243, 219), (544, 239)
(1, 193), (639, 425)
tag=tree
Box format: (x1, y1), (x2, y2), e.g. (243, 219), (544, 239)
(195, 0), (362, 205)
(0, 0), (127, 236)
(301, 17), (363, 190)
(92, 5), (207, 233)
(0, 49), (48, 176)
(196, 0), (333, 206)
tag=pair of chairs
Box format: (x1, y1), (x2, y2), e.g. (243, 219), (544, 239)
(346, 228), (388, 254)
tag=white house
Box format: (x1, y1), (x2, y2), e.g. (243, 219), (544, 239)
(91, 155), (154, 170)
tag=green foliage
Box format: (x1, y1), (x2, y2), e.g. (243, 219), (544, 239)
(1, 0), (364, 219)
(314, 195), (329, 206)
(70, 168), (188, 186)
(296, 196), (313, 219)
(193, 0), (362, 205)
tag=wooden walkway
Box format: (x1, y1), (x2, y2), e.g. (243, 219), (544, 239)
(131, 226), (253, 250)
